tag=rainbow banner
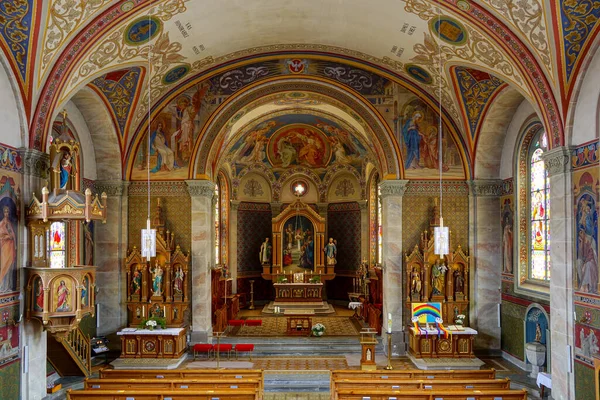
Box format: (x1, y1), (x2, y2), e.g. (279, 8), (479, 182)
(412, 302), (442, 324)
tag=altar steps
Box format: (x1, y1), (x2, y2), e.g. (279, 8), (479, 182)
(216, 336), (382, 356)
(263, 370), (331, 394)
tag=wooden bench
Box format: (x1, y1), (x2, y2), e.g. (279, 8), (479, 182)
(99, 368), (263, 380)
(335, 388), (528, 400)
(84, 377), (261, 391)
(332, 368), (496, 380)
(67, 388), (258, 400)
(333, 378), (511, 399)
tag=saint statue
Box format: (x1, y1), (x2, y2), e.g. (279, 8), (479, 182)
(411, 268), (422, 294)
(259, 237), (272, 264)
(453, 268), (464, 294)
(431, 259), (448, 296)
(131, 269), (142, 295)
(173, 267), (184, 295)
(150, 264), (164, 296)
(324, 237), (337, 266)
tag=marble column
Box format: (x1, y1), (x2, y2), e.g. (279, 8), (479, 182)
(379, 179), (409, 356)
(542, 146), (575, 400)
(468, 180), (503, 351)
(186, 180), (216, 343)
(19, 149), (49, 400)
(94, 180), (129, 335)
(358, 200), (369, 262)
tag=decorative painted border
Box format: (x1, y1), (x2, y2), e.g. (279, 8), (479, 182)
(0, 144), (22, 173)
(404, 180), (469, 196)
(571, 140), (599, 170)
(127, 181), (189, 196)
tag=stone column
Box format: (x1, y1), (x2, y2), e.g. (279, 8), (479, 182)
(186, 180), (216, 343)
(230, 200), (240, 293)
(94, 180), (129, 335)
(468, 180), (503, 351)
(379, 179), (409, 356)
(358, 200), (369, 262)
(19, 149), (49, 400)
(542, 146), (575, 400)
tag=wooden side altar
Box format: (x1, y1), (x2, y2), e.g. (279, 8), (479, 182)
(408, 326), (477, 358)
(117, 328), (187, 359)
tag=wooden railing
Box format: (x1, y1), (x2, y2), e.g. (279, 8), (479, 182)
(63, 327), (91, 376)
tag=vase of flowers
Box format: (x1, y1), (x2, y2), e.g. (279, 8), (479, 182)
(454, 314), (466, 325)
(277, 276), (288, 283)
(311, 323), (326, 337)
(140, 316), (166, 331)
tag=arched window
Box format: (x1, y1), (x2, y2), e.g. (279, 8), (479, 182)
(528, 130), (550, 281)
(516, 121), (550, 293)
(214, 183), (220, 265)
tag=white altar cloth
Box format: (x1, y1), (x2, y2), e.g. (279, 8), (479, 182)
(117, 327), (185, 336)
(410, 326), (478, 335)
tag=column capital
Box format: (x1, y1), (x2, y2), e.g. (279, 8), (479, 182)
(19, 148), (49, 178)
(316, 202), (329, 215)
(542, 146), (572, 177)
(94, 180), (128, 197)
(230, 200), (241, 212)
(357, 199), (368, 210)
(185, 180), (215, 198)
(468, 179), (503, 197)
(378, 179), (409, 198)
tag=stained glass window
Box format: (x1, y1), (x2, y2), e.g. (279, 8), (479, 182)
(529, 132), (550, 281)
(49, 221), (66, 268)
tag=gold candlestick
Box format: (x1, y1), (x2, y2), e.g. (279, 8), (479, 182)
(384, 332), (393, 370)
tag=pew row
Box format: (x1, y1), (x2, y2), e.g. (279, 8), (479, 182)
(85, 377), (261, 391)
(332, 368), (496, 380)
(67, 388), (258, 400)
(99, 368), (263, 380)
(335, 388), (528, 400)
(333, 378), (510, 396)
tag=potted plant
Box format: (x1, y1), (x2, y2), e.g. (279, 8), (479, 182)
(140, 316), (166, 331)
(311, 323), (326, 337)
(277, 276), (288, 283)
(309, 275), (321, 284)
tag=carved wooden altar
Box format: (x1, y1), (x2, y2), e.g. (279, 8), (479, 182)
(404, 230), (470, 326)
(124, 201), (190, 328)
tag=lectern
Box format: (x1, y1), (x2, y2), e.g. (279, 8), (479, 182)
(359, 328), (378, 370)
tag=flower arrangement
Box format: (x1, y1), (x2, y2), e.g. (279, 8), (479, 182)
(309, 275), (321, 283)
(454, 314), (466, 325)
(277, 276), (288, 283)
(311, 323), (326, 337)
(140, 316), (166, 330)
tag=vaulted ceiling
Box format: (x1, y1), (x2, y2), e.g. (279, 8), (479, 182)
(1, 0), (598, 179)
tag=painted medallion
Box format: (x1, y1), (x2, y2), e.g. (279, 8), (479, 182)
(124, 16), (162, 45)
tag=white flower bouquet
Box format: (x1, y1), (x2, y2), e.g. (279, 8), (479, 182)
(454, 314), (466, 325)
(311, 323), (326, 337)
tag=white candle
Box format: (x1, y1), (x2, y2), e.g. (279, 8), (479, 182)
(142, 306), (145, 317)
(387, 313), (392, 334)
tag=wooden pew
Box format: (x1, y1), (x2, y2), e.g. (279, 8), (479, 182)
(85, 377), (261, 391)
(99, 368), (263, 380)
(67, 388), (258, 400)
(333, 377), (510, 391)
(336, 388), (528, 400)
(332, 368), (496, 380)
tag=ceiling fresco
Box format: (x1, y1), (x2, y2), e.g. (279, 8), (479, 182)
(0, 0), (599, 171)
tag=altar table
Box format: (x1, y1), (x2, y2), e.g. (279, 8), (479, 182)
(274, 282), (323, 302)
(117, 327), (187, 358)
(408, 326), (477, 358)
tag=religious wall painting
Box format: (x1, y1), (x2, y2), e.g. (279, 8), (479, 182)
(575, 323), (600, 366)
(229, 113), (368, 178)
(0, 179), (18, 294)
(282, 215), (315, 272)
(571, 140), (599, 170)
(81, 275), (90, 308)
(399, 98), (463, 179)
(131, 82), (213, 180)
(33, 276), (44, 312)
(0, 295), (19, 367)
(52, 276), (74, 313)
(574, 170), (599, 295)
(501, 196), (514, 275)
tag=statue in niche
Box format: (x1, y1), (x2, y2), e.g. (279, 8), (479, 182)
(150, 264), (164, 296)
(453, 268), (464, 294)
(173, 267), (184, 295)
(431, 259), (447, 296)
(411, 268), (422, 295)
(131, 268), (142, 296)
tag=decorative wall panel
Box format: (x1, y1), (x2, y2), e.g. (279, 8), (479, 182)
(327, 202), (361, 274)
(237, 202), (271, 277)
